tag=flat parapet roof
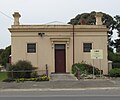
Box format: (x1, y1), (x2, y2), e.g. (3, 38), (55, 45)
(11, 24), (107, 29)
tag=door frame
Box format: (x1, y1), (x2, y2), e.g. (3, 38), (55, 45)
(50, 38), (70, 74)
(54, 44), (66, 73)
(52, 42), (68, 73)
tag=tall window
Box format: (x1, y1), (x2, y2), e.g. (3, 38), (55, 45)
(27, 43), (36, 53)
(83, 43), (92, 52)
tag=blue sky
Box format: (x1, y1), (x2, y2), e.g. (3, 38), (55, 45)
(0, 0), (120, 48)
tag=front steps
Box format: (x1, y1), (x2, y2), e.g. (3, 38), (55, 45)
(50, 73), (77, 81)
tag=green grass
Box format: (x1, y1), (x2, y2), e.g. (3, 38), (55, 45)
(0, 72), (8, 81)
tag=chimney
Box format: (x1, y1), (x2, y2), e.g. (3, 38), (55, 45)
(95, 12), (103, 25)
(13, 12), (21, 25)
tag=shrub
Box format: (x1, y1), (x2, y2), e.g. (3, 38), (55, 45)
(112, 63), (120, 69)
(13, 75), (50, 82)
(72, 63), (86, 75)
(2, 78), (15, 82)
(109, 68), (120, 77)
(31, 71), (38, 78)
(36, 75), (50, 81)
(72, 63), (101, 76)
(8, 60), (34, 78)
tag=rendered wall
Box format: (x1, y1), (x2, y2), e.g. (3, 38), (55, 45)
(9, 25), (108, 74)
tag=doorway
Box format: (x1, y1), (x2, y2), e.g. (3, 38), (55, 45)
(55, 44), (66, 73)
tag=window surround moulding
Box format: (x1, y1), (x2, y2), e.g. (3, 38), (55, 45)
(50, 38), (70, 48)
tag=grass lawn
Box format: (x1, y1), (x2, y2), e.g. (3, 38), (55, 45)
(0, 72), (8, 81)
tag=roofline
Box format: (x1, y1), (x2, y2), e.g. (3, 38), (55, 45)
(8, 25), (108, 32)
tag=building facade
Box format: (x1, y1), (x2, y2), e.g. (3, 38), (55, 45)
(9, 12), (108, 74)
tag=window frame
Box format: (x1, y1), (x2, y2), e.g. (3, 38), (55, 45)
(27, 43), (36, 53)
(83, 43), (92, 52)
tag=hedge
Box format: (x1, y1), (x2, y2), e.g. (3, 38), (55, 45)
(109, 68), (120, 77)
(112, 63), (120, 69)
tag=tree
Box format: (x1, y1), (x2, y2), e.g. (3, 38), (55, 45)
(111, 15), (120, 52)
(0, 45), (11, 66)
(0, 49), (4, 55)
(68, 11), (96, 25)
(68, 11), (117, 50)
(112, 39), (120, 53)
(114, 15), (120, 36)
(0, 49), (4, 64)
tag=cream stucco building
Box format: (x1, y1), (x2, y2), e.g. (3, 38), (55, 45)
(9, 12), (108, 75)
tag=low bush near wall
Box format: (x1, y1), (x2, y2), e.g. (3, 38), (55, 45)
(36, 75), (50, 81)
(109, 68), (120, 77)
(72, 63), (101, 76)
(8, 60), (34, 78)
(3, 75), (50, 82)
(2, 60), (50, 82)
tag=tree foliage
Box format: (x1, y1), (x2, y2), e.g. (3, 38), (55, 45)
(68, 11), (96, 25)
(114, 15), (120, 36)
(112, 39), (120, 52)
(68, 11), (120, 52)
(111, 15), (120, 52)
(108, 50), (120, 63)
(0, 49), (4, 64)
(0, 46), (11, 66)
(0, 49), (4, 55)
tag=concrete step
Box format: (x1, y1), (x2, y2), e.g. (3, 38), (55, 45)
(50, 73), (77, 81)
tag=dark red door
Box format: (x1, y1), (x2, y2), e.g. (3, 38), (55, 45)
(55, 44), (66, 73)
